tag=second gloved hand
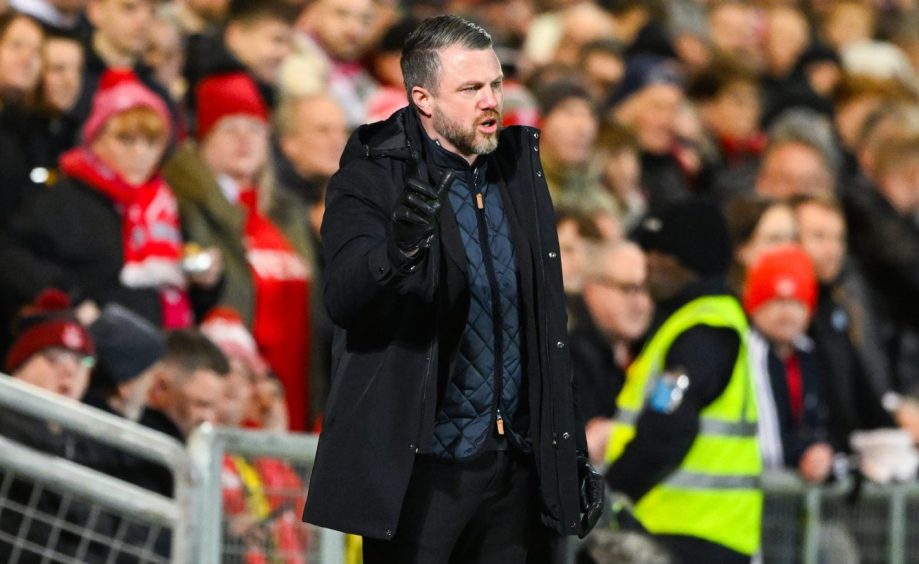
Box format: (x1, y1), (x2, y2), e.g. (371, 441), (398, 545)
(577, 452), (605, 538)
(392, 169), (455, 254)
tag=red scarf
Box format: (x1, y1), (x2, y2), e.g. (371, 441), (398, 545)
(240, 190), (311, 431)
(59, 147), (192, 328)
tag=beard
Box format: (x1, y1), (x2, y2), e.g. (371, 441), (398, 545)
(432, 107), (501, 157)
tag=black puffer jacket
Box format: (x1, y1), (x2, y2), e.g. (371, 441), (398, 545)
(303, 107), (585, 539)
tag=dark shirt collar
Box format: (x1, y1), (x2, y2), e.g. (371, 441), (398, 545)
(420, 123), (485, 172)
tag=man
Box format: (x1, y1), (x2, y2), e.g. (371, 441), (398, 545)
(573, 241), (652, 463)
(184, 0), (297, 110)
(76, 0), (177, 127)
(296, 0), (378, 127)
(755, 109), (838, 199)
(142, 328), (229, 442)
(303, 15), (603, 562)
(274, 91), (349, 209)
(84, 303), (166, 422)
(605, 200), (762, 563)
(164, 72), (315, 431)
(612, 54), (689, 215)
(791, 194), (908, 447)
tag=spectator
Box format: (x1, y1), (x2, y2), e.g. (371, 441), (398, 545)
(164, 72), (314, 431)
(791, 193), (906, 449)
(143, 328), (230, 441)
(596, 120), (646, 231)
(832, 73), (916, 159)
(199, 306), (269, 428)
(611, 54), (689, 215)
(535, 78), (607, 210)
(0, 288), (109, 564)
(726, 195), (797, 294)
(706, 0), (762, 71)
(143, 12), (185, 102)
(0, 10), (43, 101)
(688, 58), (765, 202)
(76, 0), (177, 130)
(820, 1), (876, 53)
(28, 30), (84, 187)
(364, 16), (414, 123)
(755, 109), (839, 199)
(201, 307), (307, 563)
(83, 302), (166, 422)
(578, 38), (626, 107)
(573, 241), (652, 463)
(0, 11), (43, 223)
(82, 302), (171, 560)
(4, 288), (95, 400)
(273, 91), (348, 209)
(0, 71), (221, 335)
(605, 0), (672, 60)
(185, 0), (297, 113)
(744, 244), (833, 483)
(556, 207), (604, 296)
(296, 0), (378, 127)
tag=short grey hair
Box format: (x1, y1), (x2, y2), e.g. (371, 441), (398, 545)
(767, 108), (841, 176)
(400, 15), (492, 96)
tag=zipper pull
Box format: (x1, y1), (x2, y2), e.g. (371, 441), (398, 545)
(496, 410), (505, 435)
(475, 193), (484, 209)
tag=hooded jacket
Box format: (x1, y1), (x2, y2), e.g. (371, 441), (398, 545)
(302, 107), (586, 539)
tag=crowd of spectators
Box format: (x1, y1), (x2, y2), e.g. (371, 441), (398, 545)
(1, 0), (919, 560)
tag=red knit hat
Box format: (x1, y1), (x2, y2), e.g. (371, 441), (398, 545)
(743, 245), (818, 315)
(82, 69), (172, 145)
(199, 306), (268, 377)
(5, 289), (95, 374)
(194, 72), (269, 140)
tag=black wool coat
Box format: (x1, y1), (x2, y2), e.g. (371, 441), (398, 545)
(303, 107), (586, 540)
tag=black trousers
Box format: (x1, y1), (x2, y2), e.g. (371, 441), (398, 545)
(363, 450), (552, 564)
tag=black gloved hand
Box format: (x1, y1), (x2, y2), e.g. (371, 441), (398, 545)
(577, 452), (605, 538)
(391, 168), (455, 254)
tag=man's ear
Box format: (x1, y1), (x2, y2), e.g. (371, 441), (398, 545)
(411, 86), (434, 117)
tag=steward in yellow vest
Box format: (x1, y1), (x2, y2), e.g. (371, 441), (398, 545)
(605, 201), (762, 564)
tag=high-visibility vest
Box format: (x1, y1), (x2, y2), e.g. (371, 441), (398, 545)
(605, 295), (763, 556)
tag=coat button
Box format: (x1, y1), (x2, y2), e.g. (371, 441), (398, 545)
(548, 251), (557, 258)
(533, 145), (539, 152)
(569, 521), (577, 529)
(562, 432), (570, 440)
(536, 170), (543, 177)
(385, 529), (393, 537)
(556, 341), (565, 349)
(408, 443), (415, 450)
(533, 132), (539, 139)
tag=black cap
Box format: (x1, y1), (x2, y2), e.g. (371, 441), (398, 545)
(634, 199), (732, 276)
(89, 304), (166, 385)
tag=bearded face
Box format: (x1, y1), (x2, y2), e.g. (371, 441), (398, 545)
(432, 105), (501, 157)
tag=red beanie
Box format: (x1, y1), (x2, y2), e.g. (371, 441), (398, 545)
(82, 69), (172, 145)
(5, 289), (95, 374)
(195, 72), (269, 140)
(743, 245), (818, 316)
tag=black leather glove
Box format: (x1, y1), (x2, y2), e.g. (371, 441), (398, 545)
(577, 452), (605, 538)
(391, 168), (455, 254)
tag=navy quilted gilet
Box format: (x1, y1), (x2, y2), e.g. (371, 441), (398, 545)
(428, 158), (529, 459)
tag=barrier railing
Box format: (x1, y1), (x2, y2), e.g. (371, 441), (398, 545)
(0, 375), (194, 562)
(187, 424), (344, 564)
(4, 371), (919, 564)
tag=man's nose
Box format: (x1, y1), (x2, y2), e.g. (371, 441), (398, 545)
(479, 88), (498, 109)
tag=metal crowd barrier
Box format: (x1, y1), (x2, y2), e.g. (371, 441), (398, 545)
(0, 374), (194, 563)
(5, 370), (919, 564)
